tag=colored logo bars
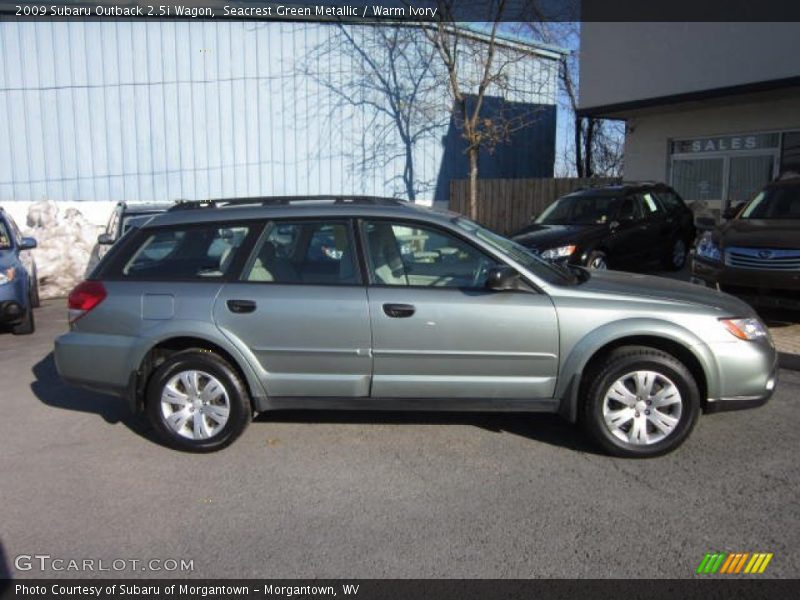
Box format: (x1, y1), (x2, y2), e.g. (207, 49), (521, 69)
(696, 552), (773, 574)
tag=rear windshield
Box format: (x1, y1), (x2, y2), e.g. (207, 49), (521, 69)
(740, 186), (800, 219)
(536, 195), (621, 225)
(120, 224), (251, 280)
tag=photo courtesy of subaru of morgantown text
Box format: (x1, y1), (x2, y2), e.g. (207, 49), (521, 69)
(1, 0), (798, 593)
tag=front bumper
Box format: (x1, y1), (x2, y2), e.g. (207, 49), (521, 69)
(0, 282), (27, 324)
(691, 256), (800, 310)
(704, 338), (778, 413)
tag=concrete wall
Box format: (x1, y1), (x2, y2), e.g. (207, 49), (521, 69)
(623, 89), (800, 182)
(580, 23), (800, 111)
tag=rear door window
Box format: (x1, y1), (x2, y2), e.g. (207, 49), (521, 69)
(640, 192), (664, 217)
(121, 224), (251, 280)
(617, 196), (642, 222)
(243, 220), (359, 285)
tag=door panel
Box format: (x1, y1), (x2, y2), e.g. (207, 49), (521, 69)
(213, 218), (371, 398)
(367, 288), (559, 398)
(360, 218), (559, 400)
(607, 195), (649, 266)
(214, 284), (372, 397)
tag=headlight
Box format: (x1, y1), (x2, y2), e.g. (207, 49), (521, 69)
(0, 267), (15, 285)
(695, 232), (721, 262)
(540, 245), (577, 260)
(720, 317), (768, 341)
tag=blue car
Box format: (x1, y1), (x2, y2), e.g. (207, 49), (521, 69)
(0, 207), (39, 335)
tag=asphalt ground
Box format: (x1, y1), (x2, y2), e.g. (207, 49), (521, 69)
(0, 300), (798, 579)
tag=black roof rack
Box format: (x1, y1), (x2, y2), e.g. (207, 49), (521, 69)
(167, 195), (410, 212)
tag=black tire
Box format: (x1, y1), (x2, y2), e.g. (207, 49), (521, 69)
(31, 276), (41, 308)
(146, 349), (251, 452)
(586, 250), (608, 270)
(581, 346), (700, 458)
(663, 237), (688, 271)
(11, 297), (35, 335)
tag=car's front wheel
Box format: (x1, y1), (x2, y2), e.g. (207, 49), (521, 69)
(663, 238), (687, 271)
(11, 295), (35, 335)
(587, 250), (608, 270)
(146, 350), (251, 452)
(582, 346), (700, 457)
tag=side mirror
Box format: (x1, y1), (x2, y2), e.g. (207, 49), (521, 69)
(485, 265), (520, 291)
(97, 232), (115, 245)
(19, 237), (37, 250)
(722, 203), (743, 220)
(530, 212), (539, 222)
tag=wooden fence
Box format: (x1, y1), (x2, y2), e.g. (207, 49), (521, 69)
(449, 177), (620, 235)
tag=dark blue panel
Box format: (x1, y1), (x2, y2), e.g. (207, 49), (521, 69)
(433, 96), (556, 202)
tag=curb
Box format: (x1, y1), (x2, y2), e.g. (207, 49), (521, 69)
(779, 352), (800, 371)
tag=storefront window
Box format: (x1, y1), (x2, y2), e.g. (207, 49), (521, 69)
(780, 132), (800, 174)
(670, 132), (785, 212)
(728, 155), (775, 205)
(671, 158), (724, 201)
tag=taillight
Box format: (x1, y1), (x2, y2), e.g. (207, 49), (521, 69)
(68, 280), (107, 323)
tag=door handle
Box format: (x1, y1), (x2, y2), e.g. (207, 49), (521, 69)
(227, 299), (256, 314)
(383, 303), (415, 318)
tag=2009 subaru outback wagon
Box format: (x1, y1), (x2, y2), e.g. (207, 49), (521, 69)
(55, 197), (777, 457)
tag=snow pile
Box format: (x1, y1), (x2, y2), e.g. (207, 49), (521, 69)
(23, 200), (104, 299)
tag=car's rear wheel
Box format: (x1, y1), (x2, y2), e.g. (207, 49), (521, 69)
(146, 350), (251, 452)
(11, 295), (35, 335)
(587, 250), (608, 270)
(663, 238), (687, 271)
(582, 346), (700, 457)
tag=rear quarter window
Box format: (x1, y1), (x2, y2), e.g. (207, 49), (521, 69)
(118, 223), (252, 280)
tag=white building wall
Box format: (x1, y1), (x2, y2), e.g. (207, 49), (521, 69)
(580, 22), (800, 111)
(624, 90), (800, 182)
(0, 20), (558, 205)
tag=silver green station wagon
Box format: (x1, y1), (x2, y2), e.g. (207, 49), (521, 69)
(55, 197), (778, 457)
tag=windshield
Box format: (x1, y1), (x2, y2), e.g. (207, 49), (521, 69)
(453, 217), (576, 285)
(0, 221), (11, 249)
(740, 187), (800, 219)
(537, 195), (621, 225)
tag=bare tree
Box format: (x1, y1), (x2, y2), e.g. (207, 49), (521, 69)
(424, 0), (549, 218)
(524, 21), (624, 178)
(301, 24), (445, 201)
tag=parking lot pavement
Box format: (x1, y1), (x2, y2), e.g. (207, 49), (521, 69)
(1, 300), (799, 580)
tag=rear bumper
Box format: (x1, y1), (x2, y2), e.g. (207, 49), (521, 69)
(54, 331), (138, 397)
(691, 257), (800, 310)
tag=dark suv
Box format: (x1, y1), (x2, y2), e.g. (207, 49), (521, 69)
(512, 183), (695, 271)
(691, 178), (800, 309)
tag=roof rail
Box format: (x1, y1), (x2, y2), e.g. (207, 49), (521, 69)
(167, 195), (410, 212)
